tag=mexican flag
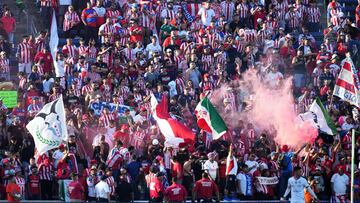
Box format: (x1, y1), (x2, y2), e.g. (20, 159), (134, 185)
(195, 97), (227, 139)
(299, 97), (337, 135)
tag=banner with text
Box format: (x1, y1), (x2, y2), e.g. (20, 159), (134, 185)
(89, 101), (135, 117)
(257, 177), (279, 185)
(0, 91), (17, 108)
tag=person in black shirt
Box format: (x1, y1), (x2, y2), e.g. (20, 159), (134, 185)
(116, 174), (134, 202)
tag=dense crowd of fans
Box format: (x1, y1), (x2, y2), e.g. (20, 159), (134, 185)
(0, 0), (359, 202)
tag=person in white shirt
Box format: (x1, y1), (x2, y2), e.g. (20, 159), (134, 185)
(197, 2), (216, 27)
(245, 154), (259, 175)
(281, 166), (318, 203)
(203, 152), (219, 181)
(42, 73), (55, 95)
(54, 53), (65, 78)
(95, 175), (111, 202)
(52, 144), (65, 169)
(265, 65), (284, 88)
(145, 36), (162, 59)
(330, 166), (349, 202)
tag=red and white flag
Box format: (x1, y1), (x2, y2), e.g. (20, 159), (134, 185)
(333, 56), (360, 107)
(150, 94), (195, 147)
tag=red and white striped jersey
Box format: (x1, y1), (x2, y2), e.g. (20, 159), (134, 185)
(99, 112), (116, 128)
(81, 84), (93, 96)
(88, 46), (98, 60)
(237, 3), (250, 19)
(224, 91), (236, 111)
(294, 4), (307, 20)
(15, 176), (26, 198)
(36, 64), (44, 76)
(17, 42), (33, 64)
(190, 20), (203, 31)
(106, 9), (121, 23)
(325, 43), (334, 53)
(63, 11), (80, 32)
(120, 86), (130, 99)
(0, 58), (9, 73)
(239, 29), (257, 43)
(269, 160), (280, 177)
(99, 23), (116, 43)
(64, 57), (75, 76)
(106, 176), (115, 196)
(180, 42), (193, 55)
(49, 93), (62, 102)
(275, 1), (289, 21)
(132, 129), (146, 150)
(38, 163), (54, 181)
(235, 40), (246, 53)
(285, 11), (301, 28)
(34, 36), (46, 53)
(19, 77), (27, 90)
(106, 150), (123, 169)
(307, 6), (321, 23)
(40, 0), (52, 7)
(201, 54), (214, 72)
(28, 104), (42, 114)
(62, 45), (78, 58)
(160, 9), (176, 20)
(187, 3), (202, 17)
(215, 52), (226, 66)
(115, 26), (129, 47)
(175, 77), (185, 94)
(133, 92), (142, 103)
(140, 10), (155, 29)
(78, 45), (88, 57)
(220, 1), (235, 21)
(330, 8), (342, 26)
(265, 20), (278, 32)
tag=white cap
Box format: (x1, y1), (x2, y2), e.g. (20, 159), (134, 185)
(152, 139), (159, 145)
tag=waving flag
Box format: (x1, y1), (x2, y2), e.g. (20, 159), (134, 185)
(49, 9), (58, 67)
(195, 97), (227, 140)
(299, 97), (337, 135)
(151, 94), (195, 146)
(333, 56), (360, 107)
(26, 96), (68, 154)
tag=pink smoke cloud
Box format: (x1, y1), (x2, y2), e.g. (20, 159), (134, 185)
(209, 70), (318, 148)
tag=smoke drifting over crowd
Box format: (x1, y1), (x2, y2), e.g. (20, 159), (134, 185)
(209, 70), (318, 148)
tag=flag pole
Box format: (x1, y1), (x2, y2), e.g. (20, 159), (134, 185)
(350, 128), (355, 203)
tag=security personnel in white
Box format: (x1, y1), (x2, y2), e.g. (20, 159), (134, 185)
(281, 166), (319, 203)
(95, 175), (111, 202)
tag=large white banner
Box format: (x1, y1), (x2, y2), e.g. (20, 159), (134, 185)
(26, 96), (68, 155)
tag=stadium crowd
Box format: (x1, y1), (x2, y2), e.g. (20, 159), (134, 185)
(0, 0), (360, 202)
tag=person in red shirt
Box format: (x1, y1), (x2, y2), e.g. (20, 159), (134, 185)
(6, 176), (21, 202)
(171, 156), (184, 184)
(192, 172), (220, 202)
(128, 18), (143, 43)
(34, 47), (53, 74)
(164, 177), (187, 203)
(0, 9), (16, 45)
(149, 172), (165, 202)
(68, 173), (84, 202)
(28, 166), (40, 200)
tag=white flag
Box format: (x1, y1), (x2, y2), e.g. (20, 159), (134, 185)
(26, 96), (68, 155)
(298, 98), (337, 135)
(49, 9), (58, 69)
